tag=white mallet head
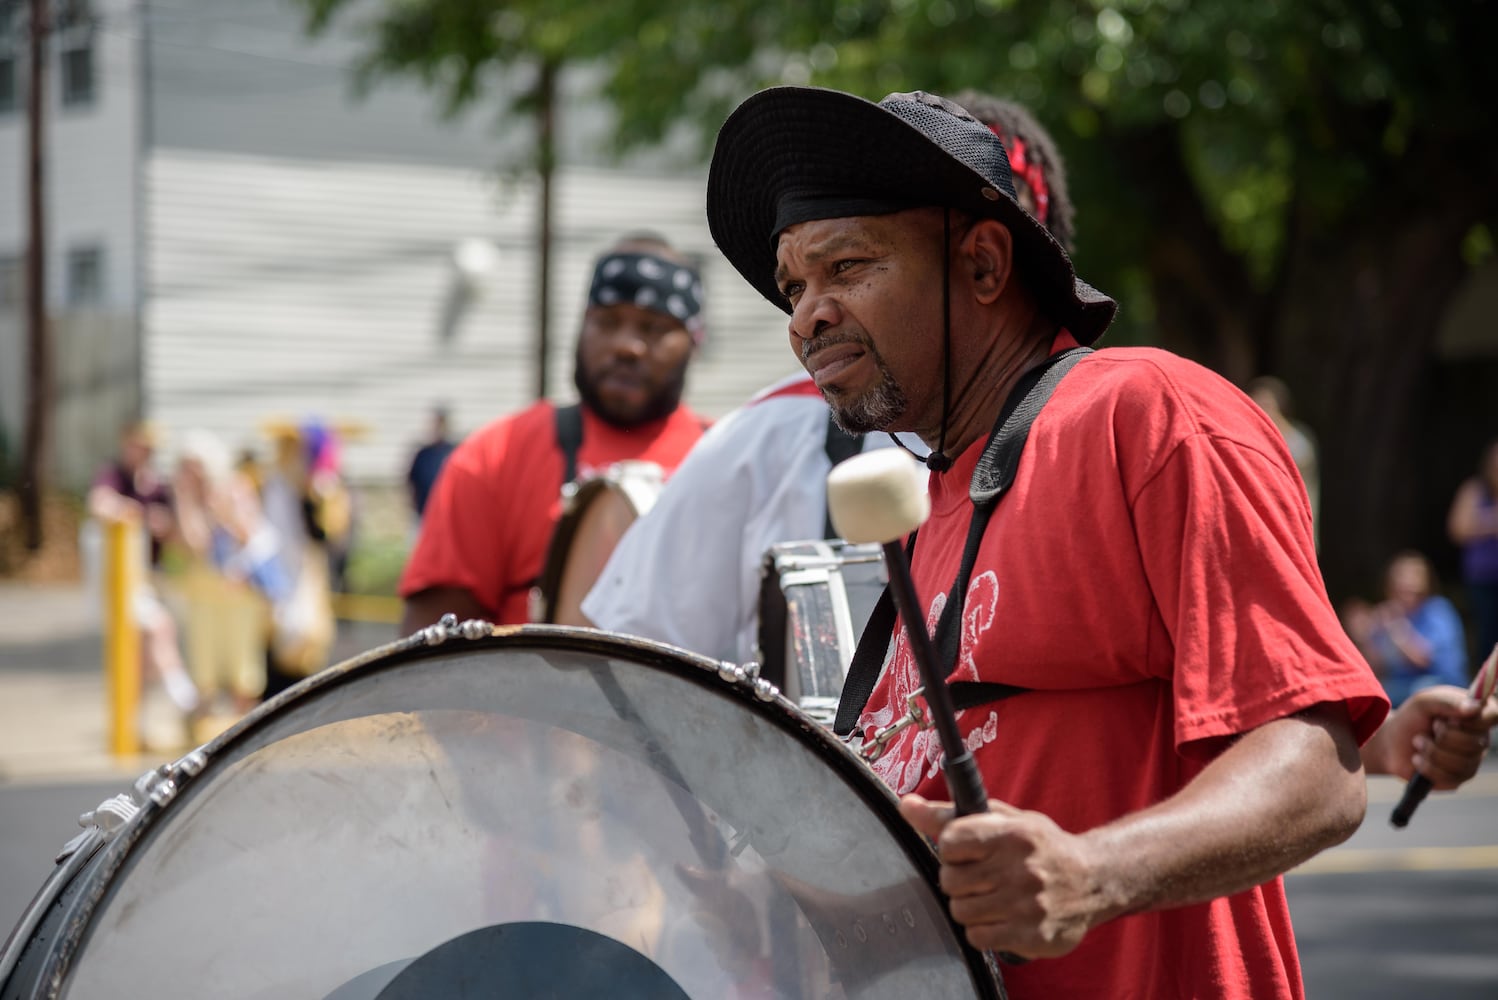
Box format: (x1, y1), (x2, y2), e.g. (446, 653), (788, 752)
(826, 448), (931, 544)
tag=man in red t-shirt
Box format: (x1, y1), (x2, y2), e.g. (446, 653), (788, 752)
(399, 234), (709, 631)
(702, 88), (1493, 999)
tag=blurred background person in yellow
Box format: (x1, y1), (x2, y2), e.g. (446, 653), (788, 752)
(172, 429), (278, 733)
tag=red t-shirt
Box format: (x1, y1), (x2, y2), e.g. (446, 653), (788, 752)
(858, 340), (1388, 1000)
(399, 401), (708, 623)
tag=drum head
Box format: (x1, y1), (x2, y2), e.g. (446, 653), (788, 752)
(33, 630), (1001, 999)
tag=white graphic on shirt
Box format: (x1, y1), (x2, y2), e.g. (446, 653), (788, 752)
(863, 570), (1002, 794)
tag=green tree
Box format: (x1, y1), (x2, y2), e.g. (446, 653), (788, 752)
(300, 0), (1498, 599)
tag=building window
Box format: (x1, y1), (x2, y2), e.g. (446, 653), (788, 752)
(57, 0), (94, 108)
(65, 244), (104, 307)
(60, 44), (92, 106)
(0, 55), (17, 114)
(0, 255), (22, 309)
(0, 2), (20, 116)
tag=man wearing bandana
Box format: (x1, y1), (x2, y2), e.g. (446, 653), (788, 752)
(399, 234), (709, 631)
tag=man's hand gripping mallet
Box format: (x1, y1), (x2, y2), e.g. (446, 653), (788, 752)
(1391, 643), (1498, 828)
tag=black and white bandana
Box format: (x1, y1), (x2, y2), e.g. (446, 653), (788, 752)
(587, 252), (706, 342)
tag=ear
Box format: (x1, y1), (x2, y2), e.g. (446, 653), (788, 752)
(961, 219), (1014, 306)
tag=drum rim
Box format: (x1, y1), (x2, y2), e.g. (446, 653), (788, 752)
(536, 470), (662, 624)
(29, 626), (1004, 999)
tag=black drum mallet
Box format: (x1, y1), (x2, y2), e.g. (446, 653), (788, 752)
(826, 448), (989, 817)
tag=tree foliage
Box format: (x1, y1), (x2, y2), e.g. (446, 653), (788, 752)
(300, 0), (1496, 333)
(300, 0), (1498, 596)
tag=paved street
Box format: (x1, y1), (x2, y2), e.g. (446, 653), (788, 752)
(1, 581), (1496, 996)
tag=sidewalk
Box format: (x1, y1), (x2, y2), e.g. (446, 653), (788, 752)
(0, 581), (402, 787)
(0, 581), (148, 786)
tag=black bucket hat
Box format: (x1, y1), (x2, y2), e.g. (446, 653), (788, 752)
(707, 87), (1117, 345)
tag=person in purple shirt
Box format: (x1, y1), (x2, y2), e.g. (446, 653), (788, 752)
(88, 421), (199, 721)
(1449, 437), (1498, 671)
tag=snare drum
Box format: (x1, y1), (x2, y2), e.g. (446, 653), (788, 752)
(0, 625), (1004, 1000)
(535, 460), (665, 625)
(757, 540), (889, 726)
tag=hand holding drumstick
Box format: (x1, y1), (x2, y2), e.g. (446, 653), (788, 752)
(1387, 644), (1498, 827)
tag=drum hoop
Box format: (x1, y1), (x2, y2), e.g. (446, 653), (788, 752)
(27, 625), (1003, 1000)
(0, 828), (106, 992)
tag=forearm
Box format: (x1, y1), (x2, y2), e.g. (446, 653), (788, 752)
(1382, 621), (1433, 669)
(400, 586), (493, 634)
(1077, 705), (1366, 920)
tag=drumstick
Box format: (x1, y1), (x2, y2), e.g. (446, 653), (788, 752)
(1390, 643), (1498, 828)
(826, 449), (989, 817)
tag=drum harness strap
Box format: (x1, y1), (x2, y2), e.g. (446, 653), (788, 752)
(833, 346), (1093, 758)
(553, 402), (713, 488)
(554, 402), (586, 490)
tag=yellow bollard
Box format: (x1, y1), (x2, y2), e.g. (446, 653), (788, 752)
(102, 517), (142, 757)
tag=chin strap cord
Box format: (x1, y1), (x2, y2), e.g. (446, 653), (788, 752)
(925, 208), (955, 473)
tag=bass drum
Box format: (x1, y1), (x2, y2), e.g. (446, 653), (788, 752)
(0, 625), (1005, 1000)
(534, 460), (665, 626)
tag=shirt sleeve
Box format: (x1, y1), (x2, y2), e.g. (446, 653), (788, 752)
(1132, 431), (1389, 754)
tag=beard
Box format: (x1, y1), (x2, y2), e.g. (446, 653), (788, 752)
(803, 333), (909, 434)
(574, 346), (689, 429)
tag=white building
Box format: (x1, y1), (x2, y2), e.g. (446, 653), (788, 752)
(0, 0), (793, 488)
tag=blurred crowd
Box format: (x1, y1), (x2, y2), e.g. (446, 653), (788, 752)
(86, 418), (356, 745)
(84, 384), (1496, 747)
(1244, 377), (1497, 707)
(1312, 426), (1497, 708)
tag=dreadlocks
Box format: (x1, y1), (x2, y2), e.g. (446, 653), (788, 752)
(950, 91), (1076, 253)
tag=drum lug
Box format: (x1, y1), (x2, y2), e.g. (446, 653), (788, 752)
(459, 618), (495, 640)
(420, 613), (496, 646)
(422, 613), (461, 645)
(63, 748), (207, 859)
(856, 689), (933, 763)
(739, 661), (781, 701)
(713, 659), (782, 703)
(78, 793), (140, 837)
(173, 748), (209, 778)
(134, 766), (180, 809)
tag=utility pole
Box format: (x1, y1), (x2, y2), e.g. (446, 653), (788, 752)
(20, 0), (51, 551)
(533, 56), (556, 401)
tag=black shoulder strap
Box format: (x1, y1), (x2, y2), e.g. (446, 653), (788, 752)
(832, 532), (912, 736)
(554, 403), (585, 485)
(755, 549), (790, 689)
(823, 413), (866, 539)
(832, 346), (1092, 737)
